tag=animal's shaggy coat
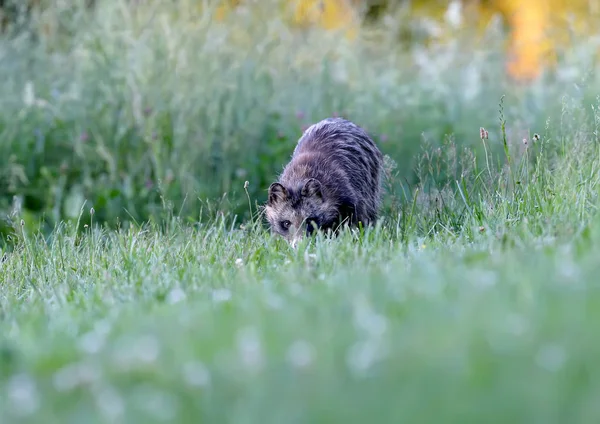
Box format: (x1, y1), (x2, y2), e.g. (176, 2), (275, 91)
(265, 117), (384, 245)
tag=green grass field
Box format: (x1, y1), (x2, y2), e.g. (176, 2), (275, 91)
(2, 1), (600, 423)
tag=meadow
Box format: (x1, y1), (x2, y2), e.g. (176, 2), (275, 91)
(2, 1), (600, 422)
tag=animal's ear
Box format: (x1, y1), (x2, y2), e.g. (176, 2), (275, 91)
(301, 178), (322, 199)
(268, 183), (288, 205)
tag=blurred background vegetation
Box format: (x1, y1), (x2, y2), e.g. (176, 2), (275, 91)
(0, 0), (599, 245)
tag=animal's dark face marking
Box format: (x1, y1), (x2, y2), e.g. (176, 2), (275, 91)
(266, 179), (338, 246)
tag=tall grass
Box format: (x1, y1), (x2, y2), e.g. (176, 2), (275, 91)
(1, 120), (600, 420)
(1, 0), (599, 244)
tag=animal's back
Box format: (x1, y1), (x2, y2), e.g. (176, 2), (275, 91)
(288, 117), (384, 223)
(293, 118), (380, 162)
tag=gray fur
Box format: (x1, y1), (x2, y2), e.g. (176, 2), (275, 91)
(265, 117), (384, 246)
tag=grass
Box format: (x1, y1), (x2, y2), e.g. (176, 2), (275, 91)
(1, 0), (598, 237)
(2, 0), (600, 422)
(2, 119), (600, 422)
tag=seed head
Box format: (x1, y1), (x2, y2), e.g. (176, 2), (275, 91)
(244, 181), (249, 189)
(479, 127), (489, 139)
(90, 207), (95, 216)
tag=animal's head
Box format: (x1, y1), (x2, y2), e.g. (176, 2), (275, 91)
(265, 178), (339, 247)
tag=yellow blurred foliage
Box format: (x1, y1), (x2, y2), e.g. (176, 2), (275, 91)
(3, 0), (599, 81)
(214, 0), (600, 82)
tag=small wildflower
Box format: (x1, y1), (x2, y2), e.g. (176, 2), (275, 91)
(533, 133), (540, 142)
(90, 207), (95, 216)
(20, 219), (24, 227)
(479, 226), (485, 233)
(523, 138), (528, 146)
(235, 258), (243, 267)
(479, 127), (489, 139)
(84, 224), (89, 229)
(244, 181), (249, 189)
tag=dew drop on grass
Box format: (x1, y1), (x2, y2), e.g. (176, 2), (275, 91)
(236, 326), (264, 372)
(7, 373), (39, 417)
(113, 335), (160, 369)
(469, 269), (497, 290)
(346, 340), (379, 376)
(53, 361), (101, 392)
(352, 295), (388, 338)
(78, 330), (106, 354)
(505, 313), (529, 336)
(94, 386), (125, 421)
(94, 319), (112, 337)
(536, 343), (567, 372)
(166, 287), (186, 304)
(212, 288), (232, 303)
(136, 335), (160, 364)
(264, 292), (284, 310)
(286, 340), (315, 369)
(182, 361), (211, 388)
(133, 385), (178, 422)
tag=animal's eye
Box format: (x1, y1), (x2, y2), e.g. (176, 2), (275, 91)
(281, 220), (291, 230)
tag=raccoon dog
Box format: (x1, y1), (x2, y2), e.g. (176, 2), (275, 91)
(265, 117), (384, 247)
